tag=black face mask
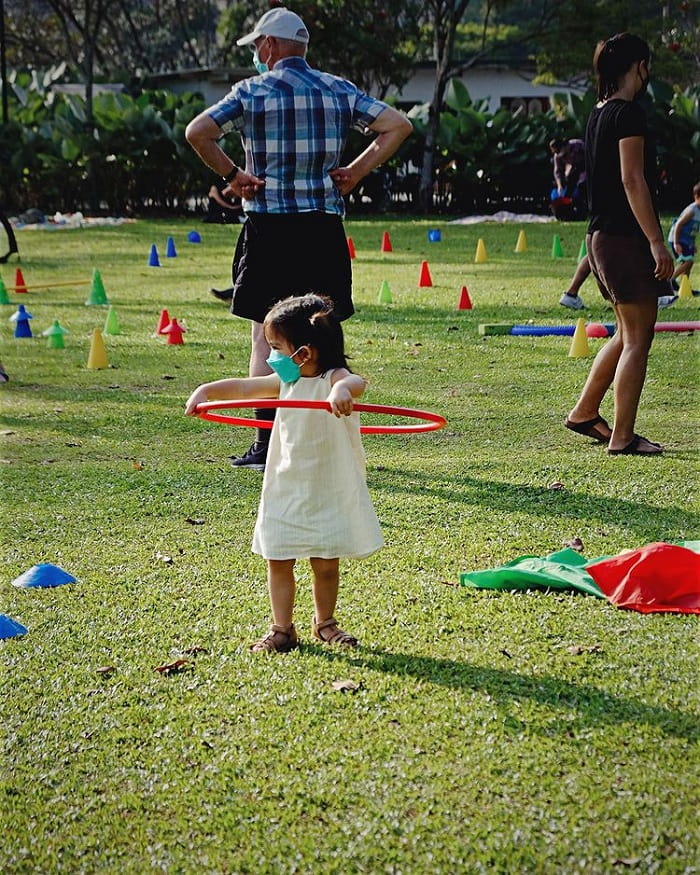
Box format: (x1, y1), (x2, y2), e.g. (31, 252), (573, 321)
(635, 62), (650, 99)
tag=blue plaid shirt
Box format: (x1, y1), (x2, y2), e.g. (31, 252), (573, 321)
(207, 57), (388, 215)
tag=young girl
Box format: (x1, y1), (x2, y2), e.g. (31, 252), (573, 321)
(185, 293), (383, 653)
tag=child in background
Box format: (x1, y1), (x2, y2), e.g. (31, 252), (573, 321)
(185, 293), (383, 653)
(667, 181), (700, 298)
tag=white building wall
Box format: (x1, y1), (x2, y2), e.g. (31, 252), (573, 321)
(387, 66), (585, 114)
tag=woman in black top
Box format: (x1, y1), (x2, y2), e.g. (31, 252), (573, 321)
(564, 33), (674, 455)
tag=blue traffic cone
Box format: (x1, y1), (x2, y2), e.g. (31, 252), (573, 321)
(166, 236), (177, 258)
(187, 230), (201, 243)
(148, 244), (160, 267)
(12, 563), (77, 589)
(10, 303), (33, 338)
(0, 615), (28, 639)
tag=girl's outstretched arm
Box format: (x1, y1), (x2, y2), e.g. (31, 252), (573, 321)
(185, 374), (279, 416)
(327, 369), (367, 417)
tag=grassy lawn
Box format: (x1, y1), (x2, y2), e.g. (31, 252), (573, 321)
(1, 217), (698, 874)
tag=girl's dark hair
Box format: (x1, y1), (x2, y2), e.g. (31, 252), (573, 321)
(549, 138), (565, 153)
(264, 293), (349, 372)
(593, 33), (650, 100)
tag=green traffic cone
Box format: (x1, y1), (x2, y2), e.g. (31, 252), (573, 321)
(42, 319), (69, 349)
(103, 306), (121, 335)
(378, 279), (393, 304)
(577, 238), (587, 261)
(0, 275), (9, 305)
(86, 268), (109, 306)
(552, 235), (564, 258)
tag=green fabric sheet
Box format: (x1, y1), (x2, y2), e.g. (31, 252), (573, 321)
(460, 541), (700, 598)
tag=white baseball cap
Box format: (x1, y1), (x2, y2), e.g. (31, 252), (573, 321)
(236, 8), (310, 46)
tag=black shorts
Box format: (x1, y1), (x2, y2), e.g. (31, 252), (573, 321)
(231, 212), (353, 323)
(587, 231), (672, 305)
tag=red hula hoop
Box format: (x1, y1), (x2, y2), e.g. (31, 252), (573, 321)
(195, 399), (446, 434)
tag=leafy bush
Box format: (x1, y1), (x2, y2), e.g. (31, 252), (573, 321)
(2, 68), (697, 216)
(1, 72), (217, 215)
(407, 78), (700, 214)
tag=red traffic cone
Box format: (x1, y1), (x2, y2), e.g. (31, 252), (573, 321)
(15, 268), (28, 293)
(458, 286), (472, 309)
(347, 237), (356, 259)
(418, 260), (433, 288)
(381, 231), (393, 253)
(155, 308), (170, 335)
(162, 317), (186, 345)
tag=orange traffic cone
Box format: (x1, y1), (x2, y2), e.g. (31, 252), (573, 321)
(347, 237), (356, 259)
(155, 308), (170, 335)
(418, 260), (433, 288)
(381, 231), (392, 253)
(162, 318), (186, 345)
(458, 286), (472, 309)
(15, 268), (28, 293)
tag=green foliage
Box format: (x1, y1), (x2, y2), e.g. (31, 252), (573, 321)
(1, 77), (213, 215)
(218, 0), (423, 97)
(5, 0), (219, 76)
(407, 77), (700, 213)
(1, 219), (698, 872)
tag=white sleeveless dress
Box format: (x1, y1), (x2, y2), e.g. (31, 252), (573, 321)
(252, 372), (384, 560)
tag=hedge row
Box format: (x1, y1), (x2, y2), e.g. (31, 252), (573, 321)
(1, 73), (698, 216)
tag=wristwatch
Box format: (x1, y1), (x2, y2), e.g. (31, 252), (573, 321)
(222, 165), (240, 183)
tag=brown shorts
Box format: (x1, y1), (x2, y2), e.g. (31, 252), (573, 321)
(231, 212), (353, 323)
(586, 231), (672, 305)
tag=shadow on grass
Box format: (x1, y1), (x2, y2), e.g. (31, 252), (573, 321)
(307, 644), (699, 741)
(372, 466), (699, 539)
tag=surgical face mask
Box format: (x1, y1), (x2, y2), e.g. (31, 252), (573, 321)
(266, 348), (303, 383)
(252, 49), (268, 74)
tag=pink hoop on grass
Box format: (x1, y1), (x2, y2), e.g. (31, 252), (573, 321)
(195, 399), (446, 434)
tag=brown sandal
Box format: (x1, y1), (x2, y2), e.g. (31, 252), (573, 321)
(249, 623), (298, 653)
(313, 617), (358, 648)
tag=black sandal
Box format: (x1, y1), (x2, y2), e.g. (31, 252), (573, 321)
(564, 415), (611, 443)
(607, 435), (664, 456)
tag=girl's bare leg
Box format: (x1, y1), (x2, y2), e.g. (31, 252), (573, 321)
(310, 557), (340, 623)
(267, 558), (296, 627)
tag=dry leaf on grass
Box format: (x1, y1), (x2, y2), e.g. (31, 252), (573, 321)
(182, 646), (209, 656)
(331, 678), (362, 693)
(566, 536), (584, 551)
(95, 665), (116, 675)
(154, 659), (192, 675)
(567, 644), (603, 655)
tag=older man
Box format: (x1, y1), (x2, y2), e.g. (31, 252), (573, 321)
(186, 8), (412, 469)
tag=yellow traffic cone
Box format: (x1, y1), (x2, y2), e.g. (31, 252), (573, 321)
(475, 238), (487, 264)
(514, 230), (527, 253)
(678, 274), (693, 300)
(568, 318), (590, 358)
(87, 327), (109, 369)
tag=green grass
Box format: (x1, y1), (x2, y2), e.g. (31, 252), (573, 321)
(1, 217), (699, 874)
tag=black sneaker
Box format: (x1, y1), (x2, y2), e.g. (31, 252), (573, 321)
(210, 287), (234, 302)
(230, 442), (267, 471)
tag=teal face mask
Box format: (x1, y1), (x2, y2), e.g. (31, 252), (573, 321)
(252, 49), (268, 74)
(266, 348), (302, 383)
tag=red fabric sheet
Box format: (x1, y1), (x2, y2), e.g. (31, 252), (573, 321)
(586, 543), (700, 614)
